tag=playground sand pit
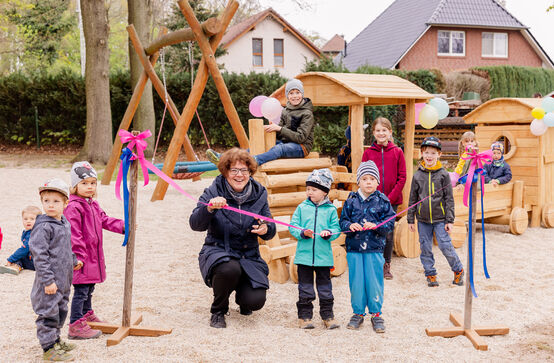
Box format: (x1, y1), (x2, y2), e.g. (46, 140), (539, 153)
(1, 164), (553, 362)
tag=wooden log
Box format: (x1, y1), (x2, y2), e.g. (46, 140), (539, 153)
(511, 180), (524, 209)
(128, 326), (173, 337)
(394, 216), (419, 258)
(268, 190), (350, 208)
(305, 152), (320, 159)
(264, 128), (276, 152)
(107, 327), (130, 347)
(101, 29), (166, 186)
(350, 104), (364, 175)
(425, 327), (464, 337)
(260, 158), (332, 173)
(144, 18), (220, 55)
(288, 255), (298, 283)
(401, 99), (416, 214)
(330, 245), (347, 277)
(464, 180), (478, 330)
(178, 0), (249, 149)
(269, 206), (297, 217)
(151, 0), (238, 201)
(248, 119), (265, 155)
(264, 172), (356, 189)
(509, 207), (528, 235)
(530, 205), (541, 227)
(542, 202), (554, 228)
(465, 329), (488, 351)
(451, 219), (466, 248)
(264, 234), (289, 283)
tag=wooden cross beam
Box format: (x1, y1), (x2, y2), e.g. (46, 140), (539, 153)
(150, 0), (242, 201)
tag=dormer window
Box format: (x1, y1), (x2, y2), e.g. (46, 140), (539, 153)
(438, 30), (465, 56)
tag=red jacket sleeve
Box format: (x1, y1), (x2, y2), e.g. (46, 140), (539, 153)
(387, 148), (406, 205)
(64, 203), (88, 262)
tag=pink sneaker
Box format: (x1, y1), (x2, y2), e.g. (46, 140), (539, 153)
(84, 309), (106, 323)
(68, 317), (102, 340)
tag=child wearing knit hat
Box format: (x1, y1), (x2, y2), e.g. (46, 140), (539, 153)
(483, 141), (512, 186)
(289, 168), (341, 329)
(339, 161), (396, 332)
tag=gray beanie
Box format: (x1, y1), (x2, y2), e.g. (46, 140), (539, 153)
(306, 168), (333, 193)
(71, 161), (98, 188)
(357, 161), (380, 184)
(285, 78), (304, 96)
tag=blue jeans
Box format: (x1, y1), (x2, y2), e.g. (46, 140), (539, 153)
(14, 257), (35, 270)
(417, 221), (463, 276)
(254, 141), (304, 165)
(347, 252), (384, 315)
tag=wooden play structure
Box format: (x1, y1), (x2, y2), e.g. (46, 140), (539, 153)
(257, 72), (433, 282)
(101, 0), (249, 199)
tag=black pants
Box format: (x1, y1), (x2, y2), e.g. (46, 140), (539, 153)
(384, 205), (398, 263)
(210, 259), (266, 314)
(296, 264), (334, 320)
(70, 283), (95, 323)
(14, 257), (35, 270)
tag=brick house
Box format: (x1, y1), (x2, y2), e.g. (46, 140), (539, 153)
(219, 8), (321, 78)
(339, 0), (553, 73)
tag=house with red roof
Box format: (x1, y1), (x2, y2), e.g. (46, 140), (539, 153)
(339, 0), (553, 73)
(321, 34), (345, 58)
(219, 8), (321, 78)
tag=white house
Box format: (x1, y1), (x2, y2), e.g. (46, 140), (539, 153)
(219, 8), (321, 78)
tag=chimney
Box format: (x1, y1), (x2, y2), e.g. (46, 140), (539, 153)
(497, 0), (506, 7)
(343, 40), (347, 57)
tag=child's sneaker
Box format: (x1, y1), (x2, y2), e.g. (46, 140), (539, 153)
(346, 314), (364, 330)
(55, 340), (76, 352)
(427, 275), (439, 287)
(298, 319), (315, 329)
(0, 263), (22, 275)
(68, 317), (102, 339)
(206, 149), (221, 165)
(371, 315), (385, 333)
(83, 310), (106, 323)
(453, 269), (464, 286)
(43, 345), (73, 361)
(323, 318), (339, 329)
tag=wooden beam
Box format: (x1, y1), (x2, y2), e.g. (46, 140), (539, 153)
(464, 181), (478, 330)
(425, 327), (464, 337)
(248, 119), (265, 155)
(144, 18), (220, 55)
(350, 104), (364, 174)
(107, 327), (130, 347)
(151, 0), (238, 201)
(465, 329), (488, 351)
(178, 0), (248, 149)
(401, 100), (416, 214)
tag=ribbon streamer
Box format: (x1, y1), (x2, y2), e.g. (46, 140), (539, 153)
(117, 148), (132, 246)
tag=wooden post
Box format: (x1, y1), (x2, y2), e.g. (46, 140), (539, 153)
(464, 180), (478, 330)
(350, 104), (364, 174)
(401, 100), (416, 214)
(248, 119), (265, 155)
(151, 0), (238, 201)
(511, 180), (523, 209)
(178, 0), (249, 149)
(264, 128), (276, 152)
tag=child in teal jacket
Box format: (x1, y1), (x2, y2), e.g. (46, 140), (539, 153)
(289, 168), (341, 330)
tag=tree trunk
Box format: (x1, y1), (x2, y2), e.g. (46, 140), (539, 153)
(78, 0), (113, 163)
(128, 0), (155, 157)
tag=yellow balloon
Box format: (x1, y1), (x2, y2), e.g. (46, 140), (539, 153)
(531, 107), (545, 120)
(419, 105), (439, 129)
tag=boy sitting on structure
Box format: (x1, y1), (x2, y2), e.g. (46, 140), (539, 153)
(484, 142), (512, 186)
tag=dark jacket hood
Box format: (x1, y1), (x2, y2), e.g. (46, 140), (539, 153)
(286, 97), (313, 112)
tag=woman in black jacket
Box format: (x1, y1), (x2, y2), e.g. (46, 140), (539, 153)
(190, 148), (276, 328)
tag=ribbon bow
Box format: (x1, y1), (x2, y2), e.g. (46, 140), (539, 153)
(460, 148), (493, 297)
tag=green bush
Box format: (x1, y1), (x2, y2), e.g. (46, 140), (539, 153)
(472, 65), (554, 99)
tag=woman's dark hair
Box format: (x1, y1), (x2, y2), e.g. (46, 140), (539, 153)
(217, 148), (258, 176)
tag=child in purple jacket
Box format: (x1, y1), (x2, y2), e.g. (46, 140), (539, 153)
(64, 161), (125, 340)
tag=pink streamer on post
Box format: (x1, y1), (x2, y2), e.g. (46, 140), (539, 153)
(461, 149), (493, 207)
(115, 130), (152, 200)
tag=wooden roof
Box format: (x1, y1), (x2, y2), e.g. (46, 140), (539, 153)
(270, 72), (433, 106)
(463, 98), (543, 125)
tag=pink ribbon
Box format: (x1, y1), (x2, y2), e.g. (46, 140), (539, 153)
(115, 130), (152, 200)
(461, 149), (493, 207)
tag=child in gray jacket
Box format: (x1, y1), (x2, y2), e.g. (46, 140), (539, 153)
(29, 179), (82, 361)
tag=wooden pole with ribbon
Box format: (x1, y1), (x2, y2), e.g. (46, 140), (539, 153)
(425, 150), (509, 350)
(88, 130), (172, 346)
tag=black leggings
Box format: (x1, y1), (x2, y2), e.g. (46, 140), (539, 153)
(210, 259), (266, 314)
(384, 205), (398, 263)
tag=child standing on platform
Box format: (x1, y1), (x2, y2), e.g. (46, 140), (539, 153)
(1, 206), (41, 275)
(289, 169), (341, 330)
(407, 137), (464, 287)
(484, 142), (512, 185)
(64, 161), (125, 340)
(339, 161), (396, 332)
(30, 179), (81, 361)
(361, 117), (406, 279)
(454, 131), (479, 187)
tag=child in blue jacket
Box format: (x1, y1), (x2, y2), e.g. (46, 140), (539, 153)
(484, 142), (512, 185)
(0, 206), (41, 275)
(340, 161), (396, 332)
(290, 169), (341, 330)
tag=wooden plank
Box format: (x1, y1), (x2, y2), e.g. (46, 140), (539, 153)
(465, 329), (488, 351)
(402, 100), (416, 214)
(350, 104), (364, 175)
(265, 171), (356, 189)
(425, 327), (464, 337)
(449, 312), (462, 326)
(248, 119), (265, 155)
(86, 322), (120, 334)
(106, 327), (130, 347)
(473, 326), (510, 336)
(260, 158), (332, 173)
(129, 326), (173, 337)
(264, 127), (276, 152)
(269, 207), (297, 217)
(269, 190), (350, 208)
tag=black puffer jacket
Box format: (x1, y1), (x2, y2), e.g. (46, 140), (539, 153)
(407, 161), (455, 224)
(278, 98), (315, 154)
(190, 175), (276, 289)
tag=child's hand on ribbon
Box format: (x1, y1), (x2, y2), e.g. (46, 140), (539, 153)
(320, 230), (331, 238)
(349, 223), (363, 232)
(363, 221), (376, 230)
(408, 224), (416, 232)
(208, 197), (227, 212)
(303, 229), (314, 238)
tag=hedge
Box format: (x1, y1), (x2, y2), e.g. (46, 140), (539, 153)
(472, 65), (554, 99)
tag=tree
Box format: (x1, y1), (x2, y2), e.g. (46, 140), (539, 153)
(128, 0), (155, 156)
(78, 0), (113, 163)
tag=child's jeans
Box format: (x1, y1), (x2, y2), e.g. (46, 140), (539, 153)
(254, 141), (304, 165)
(347, 252), (384, 315)
(296, 264), (334, 320)
(417, 221), (463, 276)
(14, 257), (35, 270)
(70, 283), (95, 323)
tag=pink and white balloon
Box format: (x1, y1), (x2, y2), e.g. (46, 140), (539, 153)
(261, 97), (283, 120)
(249, 95), (268, 117)
(530, 119), (548, 136)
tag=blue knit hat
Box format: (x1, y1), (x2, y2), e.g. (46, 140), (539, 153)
(491, 141), (504, 154)
(357, 161), (380, 184)
(306, 168), (333, 193)
(285, 78), (304, 96)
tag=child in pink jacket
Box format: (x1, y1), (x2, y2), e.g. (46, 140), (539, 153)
(64, 161), (124, 339)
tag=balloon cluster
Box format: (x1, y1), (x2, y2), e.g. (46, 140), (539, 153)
(529, 97), (554, 136)
(249, 95), (283, 124)
(416, 97), (449, 129)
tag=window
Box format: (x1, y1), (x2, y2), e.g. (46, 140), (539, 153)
(252, 38), (263, 66)
(274, 39), (284, 67)
(482, 32), (508, 57)
(438, 30), (465, 56)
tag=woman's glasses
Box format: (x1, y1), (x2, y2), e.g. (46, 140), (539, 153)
(229, 168), (250, 176)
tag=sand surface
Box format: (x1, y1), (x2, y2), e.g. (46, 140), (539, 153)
(0, 163), (553, 362)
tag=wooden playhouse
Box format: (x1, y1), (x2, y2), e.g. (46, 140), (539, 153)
(463, 98), (554, 228)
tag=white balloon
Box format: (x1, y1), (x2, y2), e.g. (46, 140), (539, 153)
(428, 97), (449, 119)
(530, 119), (548, 136)
(261, 97), (283, 120)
